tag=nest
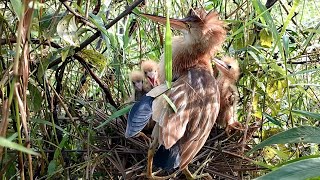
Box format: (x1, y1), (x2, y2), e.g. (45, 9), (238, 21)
(90, 110), (264, 180)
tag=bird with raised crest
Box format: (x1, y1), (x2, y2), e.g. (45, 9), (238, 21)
(213, 57), (242, 135)
(126, 8), (227, 179)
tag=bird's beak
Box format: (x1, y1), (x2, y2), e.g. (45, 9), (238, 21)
(146, 71), (157, 87)
(135, 81), (143, 91)
(212, 58), (229, 73)
(141, 13), (188, 30)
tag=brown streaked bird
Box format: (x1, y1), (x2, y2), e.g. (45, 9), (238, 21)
(129, 71), (148, 101)
(213, 57), (242, 134)
(141, 60), (160, 91)
(126, 8), (227, 179)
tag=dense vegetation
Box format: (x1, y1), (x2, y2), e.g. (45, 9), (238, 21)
(0, 0), (319, 179)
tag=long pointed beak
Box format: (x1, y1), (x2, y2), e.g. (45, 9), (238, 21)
(212, 58), (229, 71)
(141, 13), (188, 30)
(146, 71), (157, 87)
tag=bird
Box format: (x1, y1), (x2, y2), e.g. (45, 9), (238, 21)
(127, 60), (160, 141)
(126, 8), (227, 179)
(129, 70), (148, 101)
(141, 60), (160, 91)
(213, 57), (242, 135)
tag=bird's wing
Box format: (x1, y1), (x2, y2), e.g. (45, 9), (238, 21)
(153, 68), (220, 156)
(125, 95), (154, 138)
(125, 83), (169, 138)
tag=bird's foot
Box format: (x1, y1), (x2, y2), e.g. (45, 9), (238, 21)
(183, 169), (212, 180)
(183, 159), (212, 180)
(139, 170), (177, 179)
(185, 173), (212, 180)
(136, 132), (152, 146)
(226, 121), (244, 136)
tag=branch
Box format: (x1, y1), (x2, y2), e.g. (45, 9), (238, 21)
(74, 54), (118, 108)
(60, 0), (97, 29)
(0, 38), (61, 48)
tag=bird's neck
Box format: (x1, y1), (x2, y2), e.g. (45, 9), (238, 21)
(172, 36), (215, 77)
(218, 76), (234, 98)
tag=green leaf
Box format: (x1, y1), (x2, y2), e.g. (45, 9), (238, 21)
(164, 0), (173, 88)
(249, 126), (320, 154)
(39, 13), (64, 32)
(259, 28), (273, 48)
(275, 155), (320, 168)
(0, 137), (40, 156)
(47, 160), (57, 175)
(276, 68), (320, 80)
(10, 0), (22, 20)
(80, 49), (107, 70)
(57, 14), (79, 46)
(28, 82), (42, 113)
(31, 118), (71, 136)
(95, 105), (133, 129)
(292, 110), (320, 121)
(283, 35), (289, 55)
(162, 94), (177, 113)
(263, 113), (282, 127)
(256, 157), (320, 180)
(60, 47), (71, 62)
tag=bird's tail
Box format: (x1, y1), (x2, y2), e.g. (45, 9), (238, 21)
(153, 143), (180, 171)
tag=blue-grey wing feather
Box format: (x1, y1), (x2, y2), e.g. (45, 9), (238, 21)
(125, 95), (154, 138)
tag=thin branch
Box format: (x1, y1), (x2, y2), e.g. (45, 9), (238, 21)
(0, 38), (62, 48)
(60, 0), (97, 29)
(74, 54), (118, 108)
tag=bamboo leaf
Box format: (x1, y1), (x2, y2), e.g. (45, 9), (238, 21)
(164, 0), (173, 88)
(0, 137), (40, 156)
(256, 157), (320, 180)
(57, 14), (79, 46)
(260, 28), (273, 48)
(80, 49), (107, 70)
(95, 105), (133, 129)
(162, 94), (177, 113)
(249, 126), (320, 153)
(31, 118), (71, 136)
(10, 0), (22, 20)
(292, 110), (320, 121)
(263, 113), (282, 127)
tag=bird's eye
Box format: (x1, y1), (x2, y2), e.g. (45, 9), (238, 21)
(227, 65), (232, 69)
(186, 23), (191, 29)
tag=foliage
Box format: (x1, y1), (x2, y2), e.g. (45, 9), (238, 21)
(0, 0), (319, 179)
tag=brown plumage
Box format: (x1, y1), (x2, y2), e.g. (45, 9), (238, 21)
(141, 8), (227, 179)
(213, 57), (242, 134)
(157, 11), (226, 83)
(141, 60), (160, 91)
(129, 71), (148, 101)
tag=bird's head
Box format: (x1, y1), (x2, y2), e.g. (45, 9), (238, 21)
(142, 8), (226, 51)
(129, 71), (144, 91)
(212, 57), (240, 82)
(141, 60), (159, 87)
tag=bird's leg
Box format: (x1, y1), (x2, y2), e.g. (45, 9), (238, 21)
(146, 137), (157, 178)
(182, 160), (213, 180)
(136, 132), (151, 145)
(144, 138), (178, 179)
